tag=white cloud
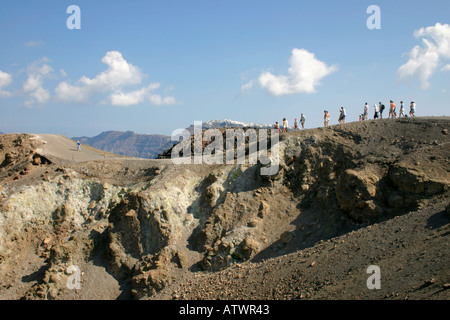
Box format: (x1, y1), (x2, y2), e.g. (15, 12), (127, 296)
(257, 48), (337, 96)
(0, 51), (175, 107)
(398, 23), (450, 89)
(240, 80), (255, 94)
(442, 64), (450, 72)
(56, 51), (143, 103)
(55, 51), (175, 106)
(147, 94), (176, 106)
(54, 81), (91, 104)
(79, 51), (143, 91)
(22, 59), (53, 107)
(110, 87), (148, 106)
(0, 70), (13, 97)
(110, 82), (176, 106)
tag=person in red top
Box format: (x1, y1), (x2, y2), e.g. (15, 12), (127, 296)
(389, 100), (396, 119)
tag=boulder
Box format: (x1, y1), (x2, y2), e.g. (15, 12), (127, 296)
(280, 231), (294, 244)
(336, 168), (382, 222)
(240, 236), (259, 259)
(389, 164), (449, 196)
(32, 156), (41, 166)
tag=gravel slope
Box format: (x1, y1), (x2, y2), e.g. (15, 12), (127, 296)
(151, 199), (449, 300)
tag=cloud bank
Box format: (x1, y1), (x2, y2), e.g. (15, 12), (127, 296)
(398, 23), (450, 89)
(0, 51), (176, 107)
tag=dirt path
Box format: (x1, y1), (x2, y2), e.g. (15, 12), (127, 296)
(29, 134), (176, 167)
(30, 134), (129, 162)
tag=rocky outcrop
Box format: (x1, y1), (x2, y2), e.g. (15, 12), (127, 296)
(105, 191), (184, 296)
(389, 163), (449, 196)
(336, 167), (383, 223)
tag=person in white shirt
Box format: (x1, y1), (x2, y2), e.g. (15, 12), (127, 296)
(399, 101), (405, 117)
(373, 104), (379, 119)
(363, 103), (369, 120)
(300, 113), (306, 129)
(282, 118), (288, 132)
(409, 101), (416, 117)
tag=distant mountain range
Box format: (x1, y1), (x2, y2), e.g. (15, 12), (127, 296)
(72, 131), (176, 159)
(71, 120), (277, 159)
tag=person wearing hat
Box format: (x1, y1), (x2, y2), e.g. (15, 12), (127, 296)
(410, 101), (416, 117)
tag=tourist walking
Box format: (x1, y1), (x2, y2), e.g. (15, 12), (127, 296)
(338, 107), (346, 124)
(300, 113), (306, 129)
(399, 101), (405, 117)
(374, 104), (379, 119)
(282, 118), (288, 132)
(363, 103), (369, 120)
(379, 102), (385, 119)
(389, 100), (396, 119)
(410, 101), (416, 117)
(324, 110), (330, 127)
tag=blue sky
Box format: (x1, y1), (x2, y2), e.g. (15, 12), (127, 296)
(0, 0), (449, 137)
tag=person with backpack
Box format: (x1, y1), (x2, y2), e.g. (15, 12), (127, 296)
(338, 107), (346, 124)
(379, 102), (385, 119)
